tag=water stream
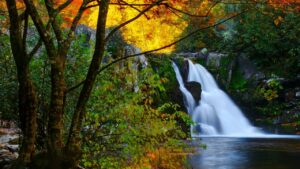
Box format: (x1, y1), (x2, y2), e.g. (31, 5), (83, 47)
(172, 59), (262, 136)
(172, 59), (300, 169)
(188, 137), (300, 169)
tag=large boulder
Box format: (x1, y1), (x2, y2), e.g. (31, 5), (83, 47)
(172, 60), (202, 107)
(185, 82), (201, 104)
(180, 59), (189, 83)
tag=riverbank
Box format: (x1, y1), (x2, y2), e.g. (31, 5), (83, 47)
(0, 120), (20, 169)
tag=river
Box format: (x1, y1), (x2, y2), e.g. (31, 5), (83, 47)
(188, 136), (300, 169)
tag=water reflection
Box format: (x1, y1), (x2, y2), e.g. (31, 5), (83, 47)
(188, 137), (300, 169)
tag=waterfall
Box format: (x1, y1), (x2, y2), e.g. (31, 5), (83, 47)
(172, 60), (263, 136)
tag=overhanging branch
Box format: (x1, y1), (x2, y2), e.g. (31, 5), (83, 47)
(165, 0), (220, 18)
(56, 0), (74, 12)
(98, 8), (253, 73)
(66, 7), (254, 93)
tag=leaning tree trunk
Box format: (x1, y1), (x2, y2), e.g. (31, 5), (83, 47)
(66, 1), (110, 167)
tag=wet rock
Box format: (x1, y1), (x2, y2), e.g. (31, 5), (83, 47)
(254, 72), (266, 80)
(0, 128), (20, 135)
(171, 60), (202, 108)
(0, 149), (9, 154)
(5, 145), (19, 153)
(175, 52), (206, 58)
(185, 82), (201, 104)
(181, 60), (189, 83)
(0, 134), (19, 144)
(0, 149), (18, 169)
(0, 124), (20, 168)
(8, 137), (19, 145)
(296, 91), (300, 98)
(169, 85), (185, 111)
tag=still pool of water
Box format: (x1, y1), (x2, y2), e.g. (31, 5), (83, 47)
(188, 136), (300, 169)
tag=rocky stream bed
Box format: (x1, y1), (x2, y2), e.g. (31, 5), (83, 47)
(0, 120), (20, 169)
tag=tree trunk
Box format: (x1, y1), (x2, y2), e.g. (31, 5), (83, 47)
(5, 0), (38, 165)
(48, 56), (66, 153)
(18, 69), (38, 164)
(66, 0), (110, 161)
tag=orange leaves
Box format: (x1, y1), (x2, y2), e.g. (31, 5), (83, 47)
(146, 152), (157, 160)
(139, 148), (189, 169)
(57, 0), (83, 27)
(0, 0), (25, 11)
(270, 0), (299, 4)
(54, 0), (83, 8)
(53, 0), (90, 27)
(0, 0), (26, 31)
(268, 0), (300, 11)
(274, 15), (284, 26)
(0, 1), (7, 14)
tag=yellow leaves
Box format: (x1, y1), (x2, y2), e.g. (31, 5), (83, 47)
(85, 0), (188, 53)
(258, 88), (279, 102)
(131, 148), (189, 169)
(160, 77), (168, 84)
(0, 1), (6, 10)
(274, 16), (284, 26)
(122, 16), (187, 53)
(144, 98), (153, 105)
(77, 0), (227, 53)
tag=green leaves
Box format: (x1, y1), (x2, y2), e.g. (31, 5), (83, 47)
(0, 34), (18, 120)
(256, 77), (283, 102)
(81, 59), (190, 168)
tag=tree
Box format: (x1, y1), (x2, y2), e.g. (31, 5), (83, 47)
(2, 0), (288, 168)
(5, 0), (38, 164)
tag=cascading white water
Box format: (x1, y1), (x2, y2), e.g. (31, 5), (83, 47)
(172, 59), (263, 136)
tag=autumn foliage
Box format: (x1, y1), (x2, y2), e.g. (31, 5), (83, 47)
(1, 0), (300, 169)
(1, 0), (298, 53)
